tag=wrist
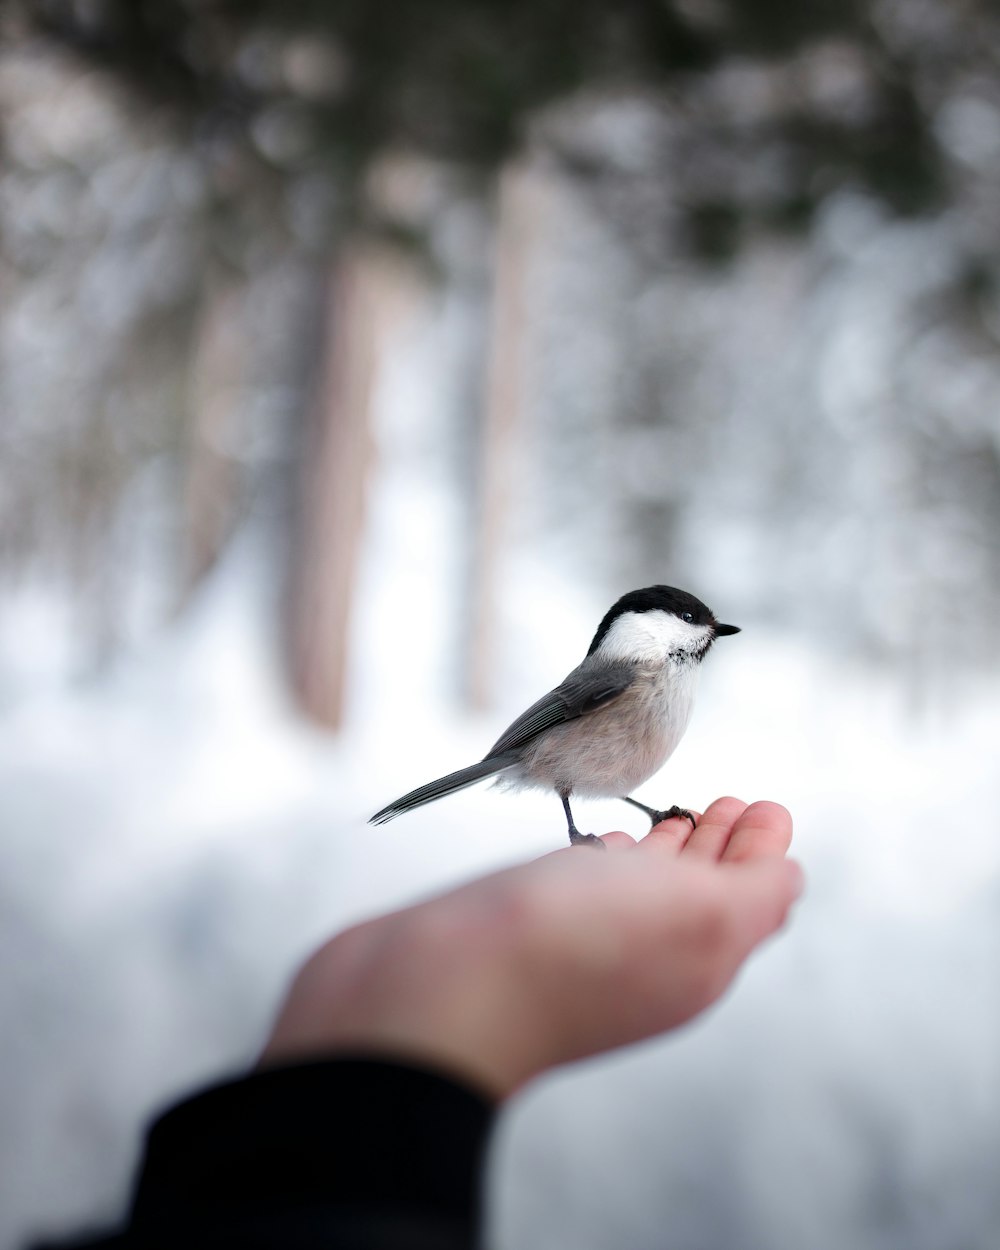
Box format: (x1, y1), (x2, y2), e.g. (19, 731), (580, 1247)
(261, 908), (545, 1097)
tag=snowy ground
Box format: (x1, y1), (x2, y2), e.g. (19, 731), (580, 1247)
(1, 536), (998, 1250)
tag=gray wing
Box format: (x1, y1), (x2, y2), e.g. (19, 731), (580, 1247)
(484, 658), (636, 760)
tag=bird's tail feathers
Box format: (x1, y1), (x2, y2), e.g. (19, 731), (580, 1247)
(369, 755), (517, 825)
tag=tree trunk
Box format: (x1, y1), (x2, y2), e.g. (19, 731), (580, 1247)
(182, 282), (243, 595)
(287, 242), (400, 730)
(464, 161), (546, 710)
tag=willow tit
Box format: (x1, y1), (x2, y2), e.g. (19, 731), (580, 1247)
(370, 585), (740, 847)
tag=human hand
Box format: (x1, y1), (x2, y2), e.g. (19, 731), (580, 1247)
(261, 798), (802, 1098)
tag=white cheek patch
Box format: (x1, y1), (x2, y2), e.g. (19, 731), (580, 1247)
(598, 610), (710, 664)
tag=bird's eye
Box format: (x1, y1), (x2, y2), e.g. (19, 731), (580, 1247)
(681, 611), (694, 623)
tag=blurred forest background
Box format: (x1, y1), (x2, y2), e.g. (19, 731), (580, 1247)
(1, 2), (999, 1249)
(4, 0), (1000, 706)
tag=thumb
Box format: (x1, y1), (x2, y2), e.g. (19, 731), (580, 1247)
(722, 857), (805, 952)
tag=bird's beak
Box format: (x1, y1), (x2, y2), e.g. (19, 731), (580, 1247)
(715, 623), (740, 636)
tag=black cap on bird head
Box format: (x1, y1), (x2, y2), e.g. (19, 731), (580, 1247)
(586, 585), (740, 657)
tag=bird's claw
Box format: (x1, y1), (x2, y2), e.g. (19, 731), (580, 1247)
(569, 831), (607, 850)
(650, 805), (697, 832)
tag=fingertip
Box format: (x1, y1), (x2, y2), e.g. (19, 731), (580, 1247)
(785, 858), (806, 899)
(698, 795), (748, 826)
(770, 860), (806, 934)
(743, 799), (793, 828)
(721, 799), (795, 863)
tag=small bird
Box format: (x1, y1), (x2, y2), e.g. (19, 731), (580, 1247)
(370, 585), (740, 847)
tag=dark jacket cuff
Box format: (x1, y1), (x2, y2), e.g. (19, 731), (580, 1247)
(129, 1056), (496, 1246)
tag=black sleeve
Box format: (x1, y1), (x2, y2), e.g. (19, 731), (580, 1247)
(40, 1057), (496, 1250)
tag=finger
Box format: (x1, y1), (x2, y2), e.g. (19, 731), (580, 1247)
(601, 830), (638, 851)
(720, 801), (793, 863)
(542, 828), (636, 860)
(638, 809), (703, 856)
(723, 857), (805, 951)
(681, 795), (748, 861)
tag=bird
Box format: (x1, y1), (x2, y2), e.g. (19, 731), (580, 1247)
(370, 585), (740, 847)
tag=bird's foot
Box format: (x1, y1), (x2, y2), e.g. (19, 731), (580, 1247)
(649, 805), (697, 832)
(621, 795), (697, 832)
(569, 829), (607, 850)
